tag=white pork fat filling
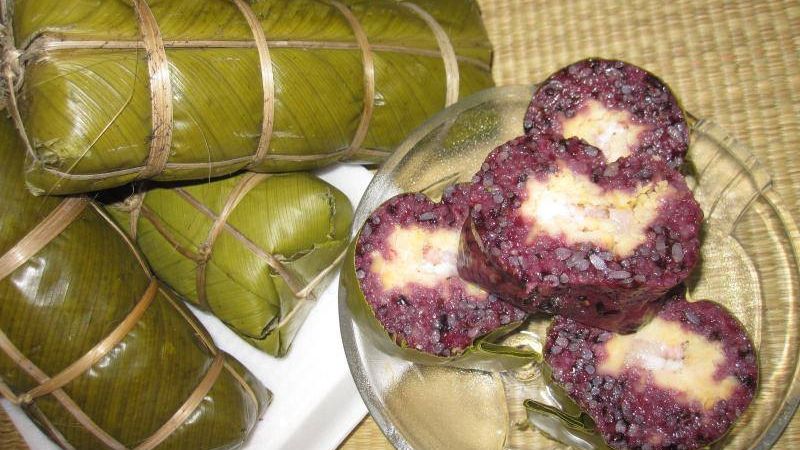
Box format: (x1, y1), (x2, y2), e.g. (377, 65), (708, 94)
(561, 100), (649, 162)
(370, 225), (485, 297)
(520, 168), (674, 257)
(598, 317), (740, 410)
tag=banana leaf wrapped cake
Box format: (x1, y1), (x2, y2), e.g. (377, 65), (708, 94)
(0, 120), (270, 448)
(104, 172), (353, 357)
(1, 0), (493, 195)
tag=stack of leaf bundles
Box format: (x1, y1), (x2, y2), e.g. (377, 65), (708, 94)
(0, 118), (270, 448)
(103, 172), (354, 357)
(2, 0), (493, 195)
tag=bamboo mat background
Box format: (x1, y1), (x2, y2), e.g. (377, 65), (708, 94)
(341, 0), (800, 449)
(2, 0), (798, 449)
(0, 407), (26, 449)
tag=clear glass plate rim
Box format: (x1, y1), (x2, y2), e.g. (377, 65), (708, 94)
(338, 85), (800, 450)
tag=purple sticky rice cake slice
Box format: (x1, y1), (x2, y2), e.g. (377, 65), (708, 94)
(355, 188), (525, 357)
(544, 292), (758, 450)
(459, 134), (702, 333)
(524, 58), (688, 168)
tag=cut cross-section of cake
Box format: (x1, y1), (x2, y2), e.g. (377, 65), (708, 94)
(543, 292), (758, 450)
(355, 188), (526, 357)
(524, 58), (688, 167)
(459, 134), (702, 332)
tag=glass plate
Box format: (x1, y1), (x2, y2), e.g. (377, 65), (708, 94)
(339, 86), (800, 450)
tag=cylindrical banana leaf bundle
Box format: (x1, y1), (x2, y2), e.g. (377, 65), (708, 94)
(1, 0), (494, 195)
(104, 172), (354, 357)
(0, 118), (270, 448)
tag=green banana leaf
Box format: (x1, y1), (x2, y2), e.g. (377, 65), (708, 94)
(5, 0), (494, 195)
(524, 399), (597, 433)
(523, 356), (611, 449)
(524, 397), (609, 450)
(0, 118), (270, 448)
(342, 238), (542, 371)
(104, 172), (353, 356)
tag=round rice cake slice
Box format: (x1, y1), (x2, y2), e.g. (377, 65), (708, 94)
(458, 134), (702, 332)
(524, 58), (688, 167)
(544, 293), (758, 450)
(355, 191), (526, 357)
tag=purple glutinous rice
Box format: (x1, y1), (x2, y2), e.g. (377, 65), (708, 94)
(524, 58), (688, 168)
(355, 189), (526, 357)
(458, 134), (702, 333)
(544, 292), (758, 450)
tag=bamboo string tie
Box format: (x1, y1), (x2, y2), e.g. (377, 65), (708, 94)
(401, 2), (460, 106)
(133, 353), (226, 450)
(20, 406), (75, 449)
(0, 195), (236, 448)
(33, 37), (488, 71)
(0, 197), (89, 282)
(328, 0), (375, 157)
(0, 192), (224, 449)
(195, 173), (269, 309)
(0, 200), (128, 450)
(90, 201), (154, 278)
(18, 280), (159, 404)
(132, 0), (173, 180)
(173, 187), (312, 297)
(0, 195), (161, 448)
(127, 191), (147, 240)
(232, 0), (276, 169)
(0, 0), (39, 162)
(159, 292), (266, 417)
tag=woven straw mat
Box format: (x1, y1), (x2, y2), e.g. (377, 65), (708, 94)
(0, 406), (26, 449)
(341, 0), (800, 449)
(2, 0), (798, 449)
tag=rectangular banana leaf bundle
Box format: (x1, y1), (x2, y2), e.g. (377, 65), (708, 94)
(103, 171), (354, 357)
(0, 118), (271, 448)
(1, 0), (494, 195)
